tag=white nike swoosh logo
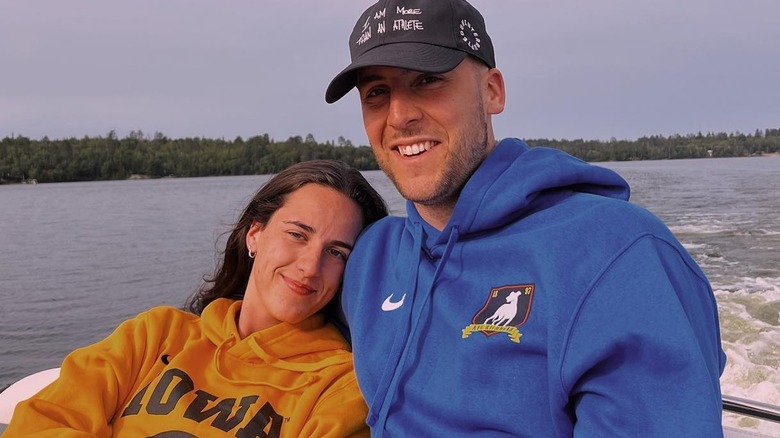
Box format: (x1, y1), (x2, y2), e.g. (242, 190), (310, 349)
(381, 293), (406, 312)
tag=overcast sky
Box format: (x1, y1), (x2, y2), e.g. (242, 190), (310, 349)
(2, 0), (779, 145)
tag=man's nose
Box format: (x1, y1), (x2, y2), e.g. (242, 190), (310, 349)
(387, 89), (422, 130)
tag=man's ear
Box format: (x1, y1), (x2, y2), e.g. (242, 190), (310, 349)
(484, 67), (506, 115)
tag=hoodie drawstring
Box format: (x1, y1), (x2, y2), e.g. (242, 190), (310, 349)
(212, 335), (342, 391)
(373, 226), (460, 434)
(366, 222), (423, 431)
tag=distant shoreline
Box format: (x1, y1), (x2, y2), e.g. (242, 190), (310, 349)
(1, 153), (777, 186)
(4, 130), (778, 184)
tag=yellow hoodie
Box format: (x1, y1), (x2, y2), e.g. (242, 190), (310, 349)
(5, 298), (369, 437)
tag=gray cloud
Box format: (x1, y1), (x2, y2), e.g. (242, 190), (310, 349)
(1, 0), (778, 144)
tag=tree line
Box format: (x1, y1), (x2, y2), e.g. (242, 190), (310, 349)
(2, 128), (779, 184)
(1, 131), (377, 184)
(528, 128), (780, 162)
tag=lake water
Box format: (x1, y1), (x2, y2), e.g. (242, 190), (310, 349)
(1, 156), (778, 434)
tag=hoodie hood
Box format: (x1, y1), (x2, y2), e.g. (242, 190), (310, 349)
(201, 299), (353, 388)
(408, 138), (630, 248)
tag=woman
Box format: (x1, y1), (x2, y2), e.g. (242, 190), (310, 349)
(5, 160), (388, 437)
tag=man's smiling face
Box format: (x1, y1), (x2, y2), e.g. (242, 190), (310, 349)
(357, 57), (504, 227)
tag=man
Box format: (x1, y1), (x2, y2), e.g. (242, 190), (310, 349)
(326, 0), (726, 436)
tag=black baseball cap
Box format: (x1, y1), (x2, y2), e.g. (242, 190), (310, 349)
(325, 0), (495, 103)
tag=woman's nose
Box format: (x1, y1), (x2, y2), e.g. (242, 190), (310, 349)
(295, 247), (322, 278)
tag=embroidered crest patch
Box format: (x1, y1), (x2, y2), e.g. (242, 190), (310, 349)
(462, 284), (535, 343)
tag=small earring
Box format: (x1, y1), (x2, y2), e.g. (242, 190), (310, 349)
(248, 248), (256, 259)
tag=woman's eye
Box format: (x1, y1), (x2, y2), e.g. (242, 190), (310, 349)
(326, 248), (348, 260)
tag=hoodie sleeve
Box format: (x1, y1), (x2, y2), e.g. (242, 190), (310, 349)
(297, 371), (369, 438)
(560, 234), (726, 436)
(4, 308), (173, 437)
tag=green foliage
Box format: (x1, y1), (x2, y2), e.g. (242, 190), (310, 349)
(0, 131), (379, 184)
(1, 128), (778, 184)
(526, 128), (780, 162)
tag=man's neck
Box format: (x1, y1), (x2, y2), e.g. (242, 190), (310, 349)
(415, 202), (456, 231)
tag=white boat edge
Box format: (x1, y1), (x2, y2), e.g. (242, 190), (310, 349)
(0, 368), (60, 424)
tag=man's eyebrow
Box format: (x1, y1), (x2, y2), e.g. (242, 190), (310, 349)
(356, 73), (383, 88)
(357, 68), (433, 88)
(284, 220), (354, 250)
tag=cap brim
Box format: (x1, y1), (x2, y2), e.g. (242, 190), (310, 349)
(325, 43), (467, 103)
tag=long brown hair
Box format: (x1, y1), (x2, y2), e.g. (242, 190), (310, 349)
(185, 159), (388, 314)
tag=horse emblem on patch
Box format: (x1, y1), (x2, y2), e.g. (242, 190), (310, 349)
(462, 284), (535, 344)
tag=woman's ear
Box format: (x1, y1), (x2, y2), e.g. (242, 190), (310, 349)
(246, 221), (262, 250)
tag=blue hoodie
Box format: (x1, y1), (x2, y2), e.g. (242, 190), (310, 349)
(342, 138), (726, 437)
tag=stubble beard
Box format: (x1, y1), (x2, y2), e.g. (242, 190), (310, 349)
(378, 100), (491, 210)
